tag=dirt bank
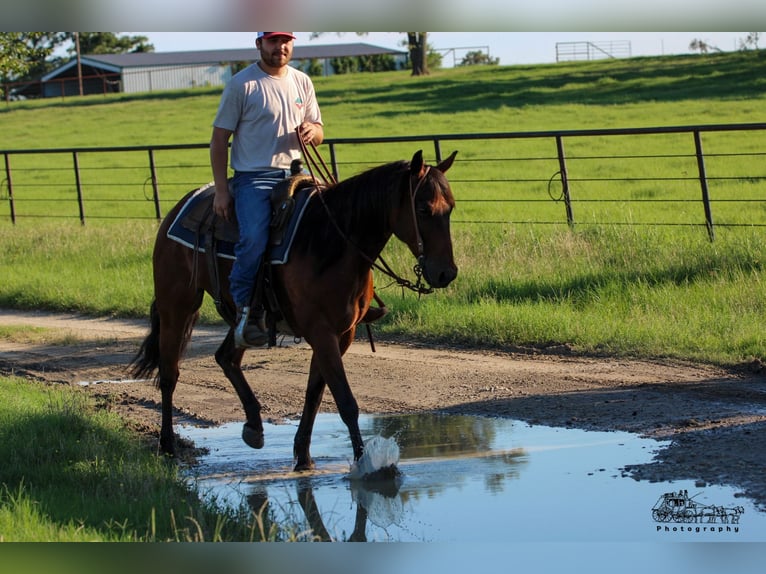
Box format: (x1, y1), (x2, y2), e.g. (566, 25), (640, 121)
(1, 308), (765, 509)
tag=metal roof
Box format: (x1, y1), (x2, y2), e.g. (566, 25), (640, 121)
(42, 43), (407, 80)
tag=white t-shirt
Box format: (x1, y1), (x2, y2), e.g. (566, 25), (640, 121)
(213, 63), (323, 172)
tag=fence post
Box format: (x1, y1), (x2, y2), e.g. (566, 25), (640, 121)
(72, 151), (85, 225)
(147, 149), (162, 220)
(3, 152), (16, 224)
(693, 130), (716, 242)
(327, 142), (339, 180)
(555, 135), (575, 228)
(433, 138), (442, 163)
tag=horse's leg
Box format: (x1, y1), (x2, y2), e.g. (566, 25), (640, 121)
(215, 329), (265, 449)
(293, 353), (326, 470)
(156, 304), (200, 455)
(331, 330), (365, 460)
(296, 480), (333, 541)
(296, 329), (363, 468)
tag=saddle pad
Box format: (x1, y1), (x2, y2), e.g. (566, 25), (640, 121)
(166, 183), (236, 259)
(269, 187), (314, 264)
(166, 183), (315, 264)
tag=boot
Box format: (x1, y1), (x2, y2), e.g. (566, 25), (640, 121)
(361, 304), (388, 324)
(361, 290), (388, 324)
(234, 305), (268, 348)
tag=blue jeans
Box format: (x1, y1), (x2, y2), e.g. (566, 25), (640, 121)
(229, 169), (288, 308)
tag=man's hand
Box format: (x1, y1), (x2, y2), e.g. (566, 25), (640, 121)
(213, 186), (233, 221)
(297, 122), (323, 145)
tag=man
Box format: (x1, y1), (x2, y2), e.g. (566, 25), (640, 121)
(210, 32), (324, 348)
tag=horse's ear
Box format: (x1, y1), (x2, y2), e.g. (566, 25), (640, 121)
(436, 150), (458, 173)
(410, 150), (425, 178)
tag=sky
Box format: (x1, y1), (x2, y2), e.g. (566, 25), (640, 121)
(3, 0), (763, 43)
(135, 32), (754, 67)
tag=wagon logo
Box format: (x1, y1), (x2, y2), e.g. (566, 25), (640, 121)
(652, 489), (744, 533)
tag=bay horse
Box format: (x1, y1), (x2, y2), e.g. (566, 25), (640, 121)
(130, 150), (458, 471)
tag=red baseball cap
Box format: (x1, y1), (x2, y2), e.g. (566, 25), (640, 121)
(257, 32), (296, 40)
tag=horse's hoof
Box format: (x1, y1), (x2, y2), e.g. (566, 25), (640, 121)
(293, 459), (315, 472)
(242, 423), (264, 449)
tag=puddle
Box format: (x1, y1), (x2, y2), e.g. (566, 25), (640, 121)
(177, 413), (765, 542)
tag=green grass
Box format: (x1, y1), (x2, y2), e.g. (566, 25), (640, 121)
(1, 216), (762, 366)
(3, 52), (764, 148)
(378, 223), (766, 364)
(0, 220), (155, 316)
(1, 50), (765, 367)
(0, 376), (310, 542)
(3, 54), (764, 224)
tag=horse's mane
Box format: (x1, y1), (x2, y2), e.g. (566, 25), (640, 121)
(292, 160), (409, 271)
(324, 159), (409, 223)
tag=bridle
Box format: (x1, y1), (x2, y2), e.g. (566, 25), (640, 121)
(297, 134), (434, 295)
(370, 166), (433, 296)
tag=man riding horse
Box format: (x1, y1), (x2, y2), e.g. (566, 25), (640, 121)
(209, 32), (384, 348)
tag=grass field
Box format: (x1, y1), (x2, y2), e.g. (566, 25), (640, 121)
(3, 52), (765, 230)
(1, 50), (765, 368)
(0, 376), (294, 541)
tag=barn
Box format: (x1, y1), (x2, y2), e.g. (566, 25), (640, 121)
(38, 43), (408, 98)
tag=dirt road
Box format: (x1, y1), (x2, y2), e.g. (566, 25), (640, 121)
(1, 308), (765, 508)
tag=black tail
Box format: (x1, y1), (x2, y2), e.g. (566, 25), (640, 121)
(129, 300), (162, 385)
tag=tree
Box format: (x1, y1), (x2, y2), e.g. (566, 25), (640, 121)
(407, 33), (428, 76)
(329, 54), (397, 75)
(688, 39), (721, 54)
(0, 33), (62, 81)
(1, 32), (154, 100)
(310, 32), (431, 76)
(305, 58), (324, 77)
(330, 56), (357, 75)
(426, 48), (443, 71)
(739, 32), (761, 50)
(458, 50), (500, 66)
(67, 33), (154, 55)
(1, 33), (66, 100)
(359, 54), (397, 73)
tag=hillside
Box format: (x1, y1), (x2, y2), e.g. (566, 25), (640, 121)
(2, 50), (764, 151)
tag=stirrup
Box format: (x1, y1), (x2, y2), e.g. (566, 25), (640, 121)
(235, 306), (268, 348)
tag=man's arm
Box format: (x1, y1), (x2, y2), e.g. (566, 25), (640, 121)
(210, 126), (234, 220)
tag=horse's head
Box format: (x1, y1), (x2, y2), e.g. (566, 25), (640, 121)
(393, 150), (459, 289)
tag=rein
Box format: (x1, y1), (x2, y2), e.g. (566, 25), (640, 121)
(297, 133), (433, 296)
(299, 134), (337, 186)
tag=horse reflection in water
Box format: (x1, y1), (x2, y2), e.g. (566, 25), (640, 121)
(247, 478), (403, 542)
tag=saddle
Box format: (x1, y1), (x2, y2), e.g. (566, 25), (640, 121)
(269, 174), (314, 245)
(179, 174), (315, 248)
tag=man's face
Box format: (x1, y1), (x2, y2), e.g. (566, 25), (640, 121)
(257, 35), (294, 68)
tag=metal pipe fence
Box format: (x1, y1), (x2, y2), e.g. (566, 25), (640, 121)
(2, 122), (765, 241)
